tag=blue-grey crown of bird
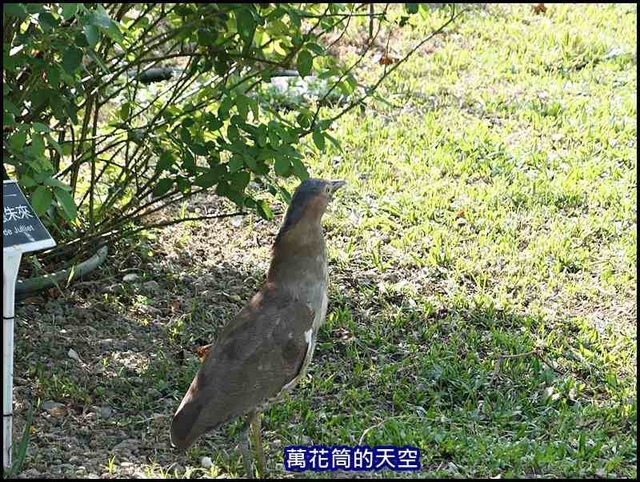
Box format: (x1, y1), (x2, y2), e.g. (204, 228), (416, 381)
(170, 177), (345, 453)
(277, 178), (346, 241)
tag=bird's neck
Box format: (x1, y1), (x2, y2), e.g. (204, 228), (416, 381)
(267, 220), (326, 288)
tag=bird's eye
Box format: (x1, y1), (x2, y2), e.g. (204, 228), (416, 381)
(324, 185), (332, 194)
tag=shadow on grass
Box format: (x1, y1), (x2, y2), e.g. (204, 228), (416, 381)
(10, 251), (636, 478)
(11, 246), (268, 477)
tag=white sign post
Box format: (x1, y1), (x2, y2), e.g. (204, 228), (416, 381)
(3, 180), (56, 471)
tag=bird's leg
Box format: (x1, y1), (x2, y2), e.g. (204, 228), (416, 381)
(248, 410), (267, 477)
(240, 418), (254, 479)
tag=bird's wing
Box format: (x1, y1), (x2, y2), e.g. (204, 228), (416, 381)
(170, 284), (315, 450)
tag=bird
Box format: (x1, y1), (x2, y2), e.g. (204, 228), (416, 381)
(170, 178), (346, 476)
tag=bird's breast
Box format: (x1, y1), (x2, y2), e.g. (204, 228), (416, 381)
(273, 253), (328, 329)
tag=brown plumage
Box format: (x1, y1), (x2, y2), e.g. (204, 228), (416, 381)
(170, 178), (345, 472)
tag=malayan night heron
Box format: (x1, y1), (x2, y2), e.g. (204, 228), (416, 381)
(170, 178), (345, 476)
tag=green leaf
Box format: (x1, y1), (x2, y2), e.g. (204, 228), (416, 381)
(61, 3), (78, 20)
(229, 171), (250, 192)
(312, 129), (325, 150)
(87, 10), (112, 28)
(32, 122), (51, 133)
(256, 125), (268, 147)
(194, 165), (225, 188)
(157, 151), (174, 172)
(180, 126), (192, 144)
(191, 143), (208, 156)
(45, 134), (64, 157)
(324, 132), (343, 152)
(256, 200), (274, 220)
(248, 97), (259, 120)
(228, 155), (244, 173)
(25, 4), (43, 14)
(9, 130), (27, 151)
(243, 154), (257, 172)
(197, 28), (216, 46)
(43, 177), (71, 191)
(104, 21), (124, 44)
(46, 66), (60, 87)
(5, 4), (28, 18)
(236, 94), (249, 120)
(307, 42), (324, 55)
(119, 103), (130, 121)
(267, 124), (280, 147)
(54, 188), (77, 221)
(4, 111), (15, 127)
(182, 152), (196, 174)
(291, 157), (309, 180)
(218, 96), (234, 118)
(153, 178), (174, 197)
(62, 46), (83, 75)
(236, 8), (257, 45)
(296, 49), (313, 77)
(30, 133), (46, 156)
(19, 175), (37, 189)
(227, 125), (240, 142)
(73, 32), (89, 48)
(38, 12), (58, 30)
(274, 156), (292, 177)
(31, 187), (52, 216)
(405, 3), (419, 14)
(206, 115), (223, 131)
(86, 49), (108, 72)
(297, 111), (312, 128)
(84, 25), (100, 47)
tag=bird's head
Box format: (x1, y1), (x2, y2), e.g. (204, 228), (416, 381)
(277, 178), (345, 239)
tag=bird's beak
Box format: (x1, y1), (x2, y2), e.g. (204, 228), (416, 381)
(330, 180), (346, 191)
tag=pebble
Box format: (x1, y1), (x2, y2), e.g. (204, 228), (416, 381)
(123, 273), (139, 282)
(68, 348), (81, 362)
(50, 406), (67, 418)
(142, 280), (160, 292)
(20, 468), (41, 478)
(152, 413), (165, 425)
(42, 400), (64, 411)
(146, 388), (162, 398)
(99, 406), (114, 419)
(113, 438), (139, 453)
(201, 456), (213, 469)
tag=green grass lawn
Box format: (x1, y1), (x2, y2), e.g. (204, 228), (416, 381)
(12, 3), (636, 479)
(274, 4), (637, 478)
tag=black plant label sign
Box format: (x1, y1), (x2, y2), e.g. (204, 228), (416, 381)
(3, 181), (55, 251)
